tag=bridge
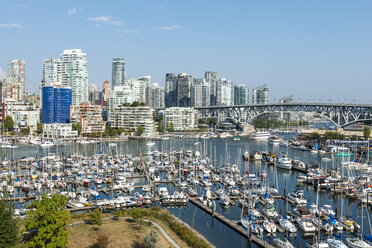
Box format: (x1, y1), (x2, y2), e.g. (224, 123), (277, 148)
(194, 103), (372, 128)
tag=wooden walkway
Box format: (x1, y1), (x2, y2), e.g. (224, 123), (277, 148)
(189, 197), (275, 248)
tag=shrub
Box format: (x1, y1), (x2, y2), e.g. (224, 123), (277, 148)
(93, 233), (109, 248)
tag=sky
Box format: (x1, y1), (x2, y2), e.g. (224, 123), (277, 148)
(0, 0), (372, 103)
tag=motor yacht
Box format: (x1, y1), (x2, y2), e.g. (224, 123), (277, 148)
(287, 190), (307, 205)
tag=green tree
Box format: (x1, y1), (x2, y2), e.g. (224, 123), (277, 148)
(143, 230), (159, 248)
(72, 122), (82, 135)
(318, 127), (325, 130)
(137, 126), (144, 135)
(169, 122), (174, 132)
(36, 122), (43, 134)
(363, 126), (371, 140)
(130, 208), (143, 222)
(131, 101), (140, 107)
(0, 196), (19, 247)
(88, 208), (103, 229)
(3, 115), (14, 131)
(26, 193), (71, 248)
(20, 126), (30, 136)
(140, 102), (146, 106)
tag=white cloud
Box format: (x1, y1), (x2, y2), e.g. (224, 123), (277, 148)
(96, 24), (102, 28)
(10, 3), (28, 8)
(0, 24), (23, 29)
(154, 25), (181, 31)
(67, 8), (83, 15)
(0, 68), (7, 80)
(87, 16), (124, 26)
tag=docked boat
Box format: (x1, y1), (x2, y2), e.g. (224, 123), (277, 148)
(287, 190), (307, 205)
(277, 155), (292, 170)
(297, 218), (316, 232)
(250, 131), (271, 141)
(327, 238), (348, 248)
(293, 207), (311, 219)
(273, 235), (295, 248)
(306, 239), (330, 248)
(345, 237), (372, 248)
(262, 218), (276, 233)
(278, 215), (297, 233)
(268, 135), (280, 145)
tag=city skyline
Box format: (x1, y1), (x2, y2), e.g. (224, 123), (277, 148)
(1, 0), (372, 103)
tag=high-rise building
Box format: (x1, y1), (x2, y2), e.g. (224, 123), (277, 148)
(177, 73), (193, 107)
(204, 71), (218, 106)
(191, 79), (210, 107)
(0, 77), (22, 103)
(216, 78), (233, 106)
(234, 84), (249, 105)
(159, 107), (197, 131)
(112, 58), (126, 89)
(60, 49), (88, 106)
(42, 58), (61, 86)
(7, 60), (25, 101)
(41, 85), (71, 124)
(127, 76), (150, 103)
(148, 83), (165, 109)
(252, 84), (269, 104)
(70, 103), (105, 134)
(165, 73), (177, 108)
(102, 80), (111, 103)
(88, 84), (101, 105)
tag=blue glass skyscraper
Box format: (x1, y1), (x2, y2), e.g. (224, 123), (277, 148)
(42, 86), (71, 124)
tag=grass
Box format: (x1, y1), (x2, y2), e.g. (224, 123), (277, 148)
(67, 218), (172, 248)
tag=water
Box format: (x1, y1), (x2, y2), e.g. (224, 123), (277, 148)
(3, 136), (372, 248)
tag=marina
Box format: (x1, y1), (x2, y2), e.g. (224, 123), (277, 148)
(0, 133), (372, 248)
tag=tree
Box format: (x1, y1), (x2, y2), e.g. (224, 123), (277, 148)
(72, 122), (82, 135)
(3, 115), (14, 131)
(0, 196), (19, 247)
(139, 102), (146, 106)
(36, 122), (43, 134)
(137, 126), (144, 135)
(20, 126), (30, 136)
(88, 208), (103, 229)
(143, 230), (159, 248)
(131, 101), (140, 107)
(26, 193), (71, 248)
(130, 208), (143, 222)
(169, 122), (174, 132)
(363, 126), (371, 140)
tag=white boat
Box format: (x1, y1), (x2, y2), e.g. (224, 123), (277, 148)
(279, 140), (289, 147)
(219, 192), (230, 207)
(345, 237), (372, 248)
(277, 156), (292, 170)
(327, 238), (348, 248)
(306, 239), (330, 248)
(312, 217), (333, 232)
(278, 215), (297, 233)
(262, 218), (276, 233)
(273, 235), (295, 248)
(268, 135), (280, 145)
(287, 190), (307, 205)
(250, 131), (271, 140)
(296, 218), (316, 232)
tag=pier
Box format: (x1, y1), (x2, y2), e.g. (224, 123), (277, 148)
(189, 197), (275, 248)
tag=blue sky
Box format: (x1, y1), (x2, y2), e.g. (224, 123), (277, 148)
(1, 0), (372, 103)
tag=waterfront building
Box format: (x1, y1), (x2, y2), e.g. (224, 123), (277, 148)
(7, 60), (25, 101)
(88, 84), (101, 105)
(112, 58), (126, 89)
(2, 102), (39, 131)
(108, 86), (135, 112)
(177, 73), (193, 107)
(42, 123), (77, 139)
(25, 94), (40, 109)
(216, 78), (233, 106)
(165, 73), (177, 108)
(126, 76), (149, 103)
(252, 84), (269, 104)
(191, 79), (210, 107)
(42, 58), (61, 86)
(148, 83), (165, 109)
(234, 84), (249, 105)
(41, 84), (72, 124)
(70, 103), (104, 134)
(60, 49), (88, 106)
(109, 106), (155, 136)
(204, 71), (218, 106)
(160, 107), (197, 131)
(0, 77), (22, 103)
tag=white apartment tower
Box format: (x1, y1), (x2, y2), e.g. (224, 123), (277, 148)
(42, 58), (61, 86)
(112, 58), (126, 89)
(60, 49), (89, 106)
(7, 60), (25, 100)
